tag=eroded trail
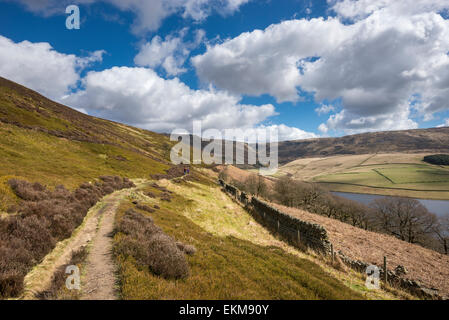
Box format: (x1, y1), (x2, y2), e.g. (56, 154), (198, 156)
(80, 192), (126, 300)
(22, 187), (134, 300)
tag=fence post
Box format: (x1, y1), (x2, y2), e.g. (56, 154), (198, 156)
(297, 229), (300, 246)
(277, 219), (280, 233)
(383, 256), (388, 284)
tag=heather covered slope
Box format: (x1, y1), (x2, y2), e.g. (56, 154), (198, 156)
(0, 78), (175, 298)
(271, 203), (449, 298)
(0, 77), (172, 211)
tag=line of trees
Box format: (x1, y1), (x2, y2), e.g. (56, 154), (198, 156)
(225, 173), (449, 255)
(423, 154), (449, 166)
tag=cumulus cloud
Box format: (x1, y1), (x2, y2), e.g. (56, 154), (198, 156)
(315, 104), (335, 116)
(437, 118), (449, 128)
(330, 0), (449, 21)
(256, 124), (317, 141)
(192, 17), (352, 103)
(193, 0), (449, 133)
(0, 35), (104, 100)
(221, 124), (317, 143)
(62, 66), (278, 132)
(0, 33), (314, 139)
(135, 29), (205, 76)
(6, 0), (251, 33)
(318, 108), (419, 135)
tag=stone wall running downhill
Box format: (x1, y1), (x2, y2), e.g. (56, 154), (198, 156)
(251, 197), (332, 255)
(218, 179), (444, 300)
(337, 251), (440, 299)
(218, 179), (332, 254)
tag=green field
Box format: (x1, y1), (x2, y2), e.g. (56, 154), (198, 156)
(315, 164), (449, 191)
(375, 166), (449, 184)
(277, 154), (449, 200)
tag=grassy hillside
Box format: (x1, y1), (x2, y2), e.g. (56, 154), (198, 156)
(0, 77), (172, 212)
(277, 153), (449, 200)
(0, 78), (418, 300)
(112, 170), (405, 300)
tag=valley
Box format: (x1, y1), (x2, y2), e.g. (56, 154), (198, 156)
(0, 78), (447, 301)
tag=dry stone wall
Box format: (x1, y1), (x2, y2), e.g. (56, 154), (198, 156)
(218, 179), (332, 254)
(251, 197), (332, 254)
(218, 179), (444, 300)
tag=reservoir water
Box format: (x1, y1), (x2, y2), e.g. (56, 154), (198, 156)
(332, 192), (449, 217)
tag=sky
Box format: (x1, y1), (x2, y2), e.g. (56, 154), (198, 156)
(1, 0), (449, 141)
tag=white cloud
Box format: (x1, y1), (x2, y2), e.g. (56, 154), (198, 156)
(0, 33), (314, 140)
(315, 104), (335, 115)
(222, 124), (317, 142)
(318, 107), (419, 135)
(192, 17), (352, 103)
(329, 0), (449, 21)
(437, 119), (449, 127)
(0, 35), (103, 100)
(318, 123), (328, 134)
(134, 28), (205, 76)
(302, 2), (449, 132)
(135, 33), (186, 76)
(192, 0), (449, 133)
(257, 124), (317, 141)
(6, 0), (251, 34)
(63, 66), (278, 132)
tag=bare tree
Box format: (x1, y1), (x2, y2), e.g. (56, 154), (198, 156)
(300, 183), (325, 211)
(244, 174), (266, 197)
(371, 197), (438, 244)
(433, 215), (449, 255)
(274, 176), (295, 207)
(255, 176), (267, 198)
(321, 194), (339, 218)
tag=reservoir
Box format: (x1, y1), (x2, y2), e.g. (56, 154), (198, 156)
(332, 192), (449, 217)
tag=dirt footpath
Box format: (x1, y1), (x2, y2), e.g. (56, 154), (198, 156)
(22, 188), (133, 300)
(80, 192), (125, 300)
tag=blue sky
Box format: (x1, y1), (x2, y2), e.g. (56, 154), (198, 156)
(1, 0), (449, 140)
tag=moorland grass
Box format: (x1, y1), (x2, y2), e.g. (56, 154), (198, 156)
(112, 177), (364, 300)
(0, 79), (173, 208)
(0, 123), (169, 210)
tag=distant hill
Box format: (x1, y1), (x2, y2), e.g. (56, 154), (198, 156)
(171, 124), (449, 168)
(276, 128), (449, 164)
